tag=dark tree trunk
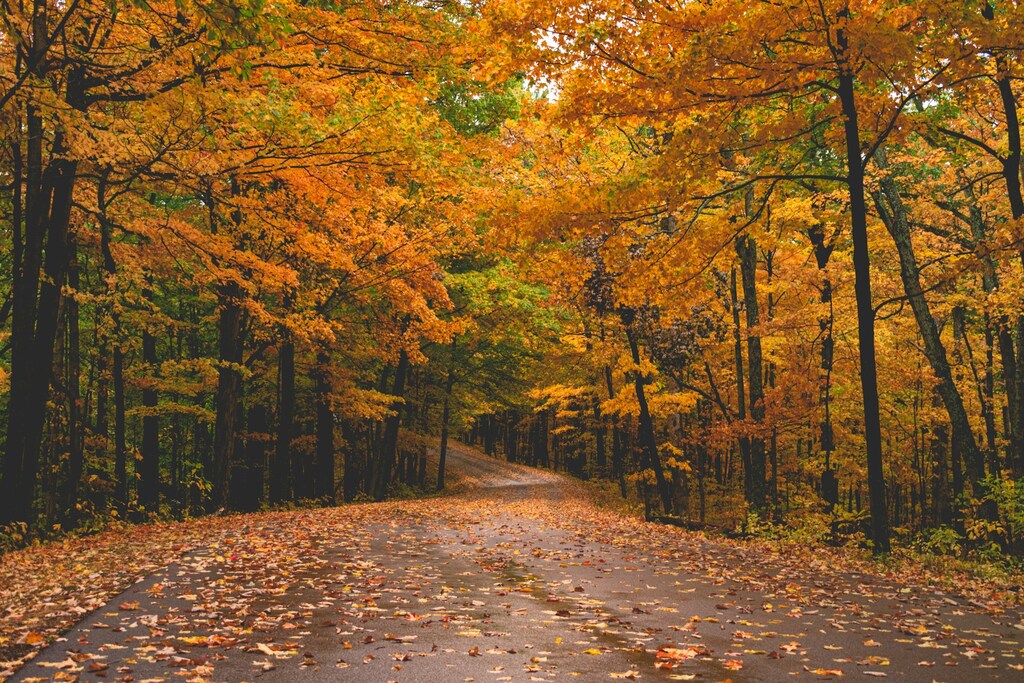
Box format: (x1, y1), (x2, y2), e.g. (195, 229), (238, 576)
(113, 345), (128, 512)
(837, 47), (890, 553)
(729, 268), (752, 503)
(872, 149), (986, 496)
(976, 2), (1024, 476)
(1, 87), (78, 523)
(213, 282), (244, 510)
(372, 350), (409, 500)
(593, 397), (607, 470)
(140, 285), (160, 513)
(532, 409), (549, 468)
(737, 235), (767, 517)
(342, 422), (360, 501)
(271, 335), (294, 504)
(62, 234), (85, 523)
(232, 405), (267, 513)
(604, 364), (627, 497)
(623, 314), (673, 516)
(437, 353), (456, 491)
(315, 349), (335, 503)
(807, 222), (837, 498)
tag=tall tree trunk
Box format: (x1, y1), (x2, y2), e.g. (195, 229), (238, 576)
(737, 235), (767, 517)
(872, 148), (986, 496)
(593, 397), (607, 470)
(437, 343), (457, 491)
(729, 267), (752, 502)
(604, 364), (628, 497)
(113, 345), (128, 512)
(623, 313), (673, 516)
(836, 30), (890, 552)
(315, 348), (335, 503)
(1, 82), (78, 523)
(807, 222), (838, 504)
(372, 350), (409, 500)
(242, 405), (268, 512)
(272, 333), (294, 504)
(140, 284), (160, 513)
(93, 181), (130, 515)
(213, 282), (244, 510)
(979, 2), (1024, 477)
(62, 234), (85, 523)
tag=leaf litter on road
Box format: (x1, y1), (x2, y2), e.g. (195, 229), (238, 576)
(2, 444), (1023, 682)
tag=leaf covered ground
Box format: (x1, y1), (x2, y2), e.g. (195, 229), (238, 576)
(3, 445), (1023, 682)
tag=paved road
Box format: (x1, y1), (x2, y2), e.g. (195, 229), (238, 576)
(12, 444), (1024, 682)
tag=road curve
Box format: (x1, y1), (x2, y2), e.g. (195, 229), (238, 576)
(10, 444), (1024, 682)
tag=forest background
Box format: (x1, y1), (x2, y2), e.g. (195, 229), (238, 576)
(2, 0), (1024, 567)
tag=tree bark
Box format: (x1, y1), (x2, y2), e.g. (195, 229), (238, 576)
(315, 348), (335, 503)
(271, 334), (294, 504)
(140, 284), (160, 512)
(372, 349), (409, 500)
(623, 313), (673, 516)
(836, 42), (890, 553)
(807, 222), (837, 497)
(873, 148), (986, 498)
(213, 282), (244, 510)
(737, 235), (767, 517)
(437, 344), (457, 491)
(729, 267), (752, 502)
(62, 234), (85, 523)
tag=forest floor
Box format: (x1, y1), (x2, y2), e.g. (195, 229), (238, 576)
(2, 444), (1024, 682)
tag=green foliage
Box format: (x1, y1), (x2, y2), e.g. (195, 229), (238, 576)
(914, 526), (964, 556)
(433, 77), (525, 136)
(982, 476), (1024, 543)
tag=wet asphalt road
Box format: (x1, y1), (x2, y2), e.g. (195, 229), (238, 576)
(11, 444), (1024, 682)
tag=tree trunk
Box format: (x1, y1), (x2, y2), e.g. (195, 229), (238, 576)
(836, 38), (890, 553)
(271, 335), (294, 504)
(623, 314), (673, 516)
(807, 221), (838, 500)
(62, 234), (85, 523)
(604, 364), (627, 497)
(437, 353), (456, 491)
(372, 350), (409, 500)
(729, 267), (752, 503)
(737, 235), (767, 517)
(113, 345), (128, 513)
(140, 285), (160, 513)
(1, 91), (78, 523)
(213, 282), (244, 510)
(872, 148), (986, 496)
(315, 349), (335, 503)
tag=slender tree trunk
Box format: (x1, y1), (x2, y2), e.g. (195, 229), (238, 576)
(737, 235), (767, 517)
(93, 183), (130, 515)
(315, 348), (335, 503)
(62, 234), (85, 523)
(373, 350), (409, 500)
(140, 284), (160, 512)
(437, 344), (457, 491)
(807, 222), (838, 506)
(977, 2), (1024, 477)
(729, 267), (752, 502)
(113, 345), (128, 512)
(836, 33), (890, 552)
(623, 313), (673, 516)
(872, 148), (986, 496)
(230, 405), (266, 512)
(213, 282), (244, 510)
(271, 334), (294, 504)
(1, 89), (78, 523)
